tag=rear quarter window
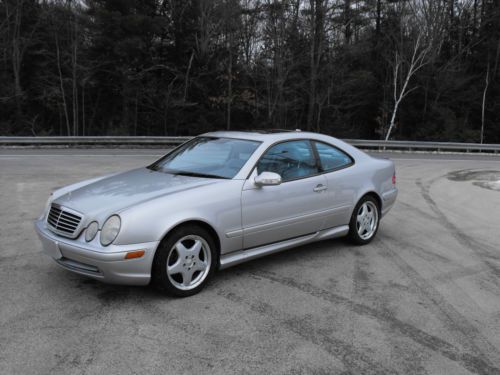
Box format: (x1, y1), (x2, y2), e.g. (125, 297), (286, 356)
(314, 141), (353, 171)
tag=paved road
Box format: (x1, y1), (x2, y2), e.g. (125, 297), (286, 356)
(1, 150), (499, 374)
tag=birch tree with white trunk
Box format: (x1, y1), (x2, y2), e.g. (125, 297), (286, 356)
(480, 62), (490, 144)
(385, 32), (432, 140)
(384, 0), (446, 141)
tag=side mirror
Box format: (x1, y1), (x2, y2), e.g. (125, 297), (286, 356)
(254, 171), (282, 186)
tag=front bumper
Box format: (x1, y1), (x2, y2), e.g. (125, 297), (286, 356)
(35, 219), (159, 285)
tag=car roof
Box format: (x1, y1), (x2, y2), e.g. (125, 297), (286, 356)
(194, 130), (370, 179)
(202, 130), (328, 143)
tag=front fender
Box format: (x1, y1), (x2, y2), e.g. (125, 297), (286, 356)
(113, 180), (245, 254)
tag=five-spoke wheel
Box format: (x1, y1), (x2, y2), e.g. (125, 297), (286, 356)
(153, 225), (216, 297)
(349, 195), (380, 244)
(167, 235), (211, 290)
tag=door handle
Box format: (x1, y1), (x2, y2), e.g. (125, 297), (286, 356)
(313, 184), (327, 193)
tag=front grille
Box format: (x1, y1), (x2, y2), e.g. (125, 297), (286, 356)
(47, 205), (82, 237)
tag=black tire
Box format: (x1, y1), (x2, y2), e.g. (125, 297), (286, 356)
(348, 195), (380, 245)
(152, 224), (217, 297)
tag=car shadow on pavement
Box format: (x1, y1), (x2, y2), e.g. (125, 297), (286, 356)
(57, 237), (355, 301)
(69, 274), (170, 303)
(216, 237), (354, 279)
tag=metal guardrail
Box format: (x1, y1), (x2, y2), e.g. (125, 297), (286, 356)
(0, 136), (499, 153)
(345, 139), (500, 153)
(0, 136), (191, 146)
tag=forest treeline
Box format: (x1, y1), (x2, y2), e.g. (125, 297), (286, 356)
(1, 0), (499, 141)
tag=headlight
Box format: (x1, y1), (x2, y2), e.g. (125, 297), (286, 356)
(85, 221), (99, 242)
(100, 215), (121, 246)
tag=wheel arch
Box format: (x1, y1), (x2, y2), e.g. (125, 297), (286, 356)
(357, 191), (382, 213)
(150, 219), (222, 283)
(157, 219), (221, 255)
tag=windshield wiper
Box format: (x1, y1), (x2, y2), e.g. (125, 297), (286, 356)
(169, 170), (229, 179)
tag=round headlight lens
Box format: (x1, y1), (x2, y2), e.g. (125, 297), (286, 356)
(85, 221), (99, 242)
(100, 215), (121, 246)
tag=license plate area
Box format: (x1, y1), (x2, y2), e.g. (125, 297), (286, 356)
(44, 239), (63, 259)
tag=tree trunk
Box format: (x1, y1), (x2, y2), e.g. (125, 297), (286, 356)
(89, 89), (101, 132)
(71, 12), (78, 136)
(307, 0), (323, 131)
(55, 34), (71, 136)
(472, 0), (478, 35)
(227, 32), (233, 130)
(386, 100), (400, 141)
(307, 42), (316, 130)
(344, 0), (351, 44)
(11, 1), (23, 127)
(386, 34), (429, 141)
(82, 83), (85, 136)
(163, 77), (176, 136)
(376, 0), (381, 39)
(493, 36), (500, 79)
(480, 63), (490, 144)
(134, 92), (138, 136)
(183, 50), (194, 102)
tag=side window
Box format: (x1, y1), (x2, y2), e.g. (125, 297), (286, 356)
(257, 140), (319, 181)
(314, 142), (353, 171)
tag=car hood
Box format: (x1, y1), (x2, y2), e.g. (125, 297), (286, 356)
(53, 167), (222, 221)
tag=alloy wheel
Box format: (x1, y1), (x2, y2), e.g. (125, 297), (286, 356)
(356, 201), (379, 240)
(166, 235), (211, 291)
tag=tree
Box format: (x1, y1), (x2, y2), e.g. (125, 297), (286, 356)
(305, 0), (327, 131)
(385, 32), (432, 140)
(384, 0), (445, 140)
(0, 0), (500, 143)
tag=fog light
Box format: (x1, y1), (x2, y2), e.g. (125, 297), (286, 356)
(124, 250), (145, 260)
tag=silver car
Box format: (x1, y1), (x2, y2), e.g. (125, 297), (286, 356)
(35, 131), (397, 296)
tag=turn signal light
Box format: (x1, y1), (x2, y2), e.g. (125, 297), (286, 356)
(124, 250), (145, 260)
(392, 172), (396, 185)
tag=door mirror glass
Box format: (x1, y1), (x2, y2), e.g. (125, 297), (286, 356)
(254, 171), (282, 186)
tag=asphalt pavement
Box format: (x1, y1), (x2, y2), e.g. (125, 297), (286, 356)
(1, 149), (499, 374)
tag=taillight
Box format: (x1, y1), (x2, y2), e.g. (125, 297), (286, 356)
(392, 172), (396, 185)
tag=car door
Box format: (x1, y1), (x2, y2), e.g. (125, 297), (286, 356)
(313, 141), (357, 229)
(241, 140), (330, 249)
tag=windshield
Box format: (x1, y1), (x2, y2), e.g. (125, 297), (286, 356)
(149, 137), (261, 179)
